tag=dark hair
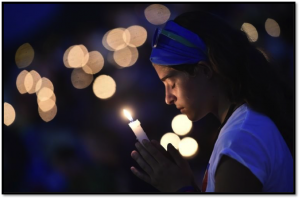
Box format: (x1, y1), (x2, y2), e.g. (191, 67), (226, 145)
(171, 11), (294, 156)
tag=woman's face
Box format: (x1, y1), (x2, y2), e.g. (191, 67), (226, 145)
(153, 63), (217, 122)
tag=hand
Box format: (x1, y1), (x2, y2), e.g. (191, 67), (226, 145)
(131, 139), (198, 192)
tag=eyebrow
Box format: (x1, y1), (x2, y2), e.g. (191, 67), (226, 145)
(160, 70), (177, 82)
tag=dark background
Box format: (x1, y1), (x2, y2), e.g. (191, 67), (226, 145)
(3, 3), (294, 193)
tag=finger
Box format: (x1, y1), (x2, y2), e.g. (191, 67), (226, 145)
(135, 142), (158, 170)
(167, 143), (187, 167)
(130, 166), (151, 184)
(131, 150), (154, 175)
(151, 140), (167, 154)
(151, 140), (174, 162)
(142, 139), (169, 165)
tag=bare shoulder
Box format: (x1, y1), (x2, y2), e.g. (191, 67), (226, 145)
(215, 155), (263, 193)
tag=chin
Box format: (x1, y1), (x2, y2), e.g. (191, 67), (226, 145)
(185, 113), (197, 122)
(186, 112), (205, 122)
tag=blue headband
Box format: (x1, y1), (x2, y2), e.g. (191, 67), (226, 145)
(150, 20), (208, 65)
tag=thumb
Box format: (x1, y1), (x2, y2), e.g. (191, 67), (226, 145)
(167, 143), (187, 167)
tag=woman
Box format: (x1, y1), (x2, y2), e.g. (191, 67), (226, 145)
(130, 11), (294, 192)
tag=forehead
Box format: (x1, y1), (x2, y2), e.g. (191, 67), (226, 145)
(152, 63), (175, 76)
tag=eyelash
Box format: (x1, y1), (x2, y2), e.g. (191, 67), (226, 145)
(171, 83), (175, 89)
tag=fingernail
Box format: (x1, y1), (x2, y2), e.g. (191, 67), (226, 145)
(131, 151), (138, 159)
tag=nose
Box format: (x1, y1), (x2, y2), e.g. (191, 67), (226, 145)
(165, 87), (176, 105)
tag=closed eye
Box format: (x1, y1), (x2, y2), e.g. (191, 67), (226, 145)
(172, 83), (175, 89)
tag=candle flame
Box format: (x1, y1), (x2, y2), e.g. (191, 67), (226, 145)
(123, 109), (133, 122)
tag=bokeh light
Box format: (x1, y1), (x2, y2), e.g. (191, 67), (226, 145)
(38, 98), (56, 112)
(27, 70), (41, 94)
(123, 25), (147, 47)
(113, 46), (138, 67)
(16, 70), (29, 94)
(38, 104), (57, 122)
(241, 22), (258, 42)
(93, 75), (116, 99)
(63, 45), (74, 68)
(68, 45), (85, 68)
(79, 44), (90, 66)
(35, 77), (54, 94)
(15, 43), (34, 68)
(102, 31), (114, 51)
(265, 18), (280, 37)
(38, 92), (56, 104)
(160, 132), (181, 150)
(179, 137), (198, 158)
(171, 114), (193, 136)
(37, 87), (54, 102)
(3, 3), (294, 193)
(107, 51), (123, 69)
(82, 51), (104, 74)
(24, 72), (33, 93)
(4, 102), (16, 126)
(71, 68), (94, 89)
(144, 4), (171, 25)
(104, 28), (127, 51)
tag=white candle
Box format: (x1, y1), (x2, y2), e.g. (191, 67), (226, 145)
(123, 109), (149, 146)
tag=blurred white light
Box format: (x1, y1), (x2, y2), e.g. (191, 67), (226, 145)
(179, 137), (198, 158)
(104, 28), (127, 51)
(71, 68), (94, 89)
(241, 22), (258, 42)
(68, 45), (85, 68)
(123, 25), (147, 47)
(265, 18), (280, 37)
(82, 51), (104, 74)
(16, 70), (29, 94)
(35, 77), (54, 94)
(37, 87), (54, 102)
(63, 45), (74, 68)
(4, 102), (16, 126)
(38, 98), (56, 112)
(15, 43), (34, 68)
(27, 70), (41, 94)
(93, 75), (116, 99)
(144, 4), (171, 25)
(79, 44), (90, 66)
(113, 46), (138, 67)
(38, 104), (57, 122)
(171, 114), (192, 136)
(160, 132), (181, 150)
(24, 72), (33, 93)
(37, 92), (56, 104)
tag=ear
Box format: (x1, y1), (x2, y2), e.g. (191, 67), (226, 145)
(197, 61), (214, 79)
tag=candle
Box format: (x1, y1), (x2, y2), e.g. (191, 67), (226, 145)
(123, 109), (149, 146)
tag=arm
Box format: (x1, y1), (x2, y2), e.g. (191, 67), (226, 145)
(215, 155), (263, 192)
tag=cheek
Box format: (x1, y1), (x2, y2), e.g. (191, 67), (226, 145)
(180, 79), (210, 107)
(178, 81), (199, 102)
